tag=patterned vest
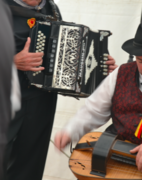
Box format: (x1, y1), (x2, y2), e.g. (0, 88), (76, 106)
(111, 61), (142, 144)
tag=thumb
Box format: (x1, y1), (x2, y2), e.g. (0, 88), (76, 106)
(130, 145), (140, 154)
(23, 37), (31, 52)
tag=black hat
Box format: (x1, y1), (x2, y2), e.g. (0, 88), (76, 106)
(122, 24), (142, 56)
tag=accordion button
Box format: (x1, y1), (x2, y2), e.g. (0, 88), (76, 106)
(50, 64), (53, 68)
(51, 49), (55, 53)
(36, 46), (39, 49)
(41, 47), (44, 50)
(38, 31), (41, 34)
(103, 72), (108, 76)
(36, 42), (39, 45)
(42, 40), (46, 42)
(103, 58), (108, 61)
(104, 65), (108, 68)
(49, 68), (53, 72)
(39, 71), (41, 73)
(38, 35), (41, 38)
(36, 50), (39, 53)
(103, 53), (108, 57)
(43, 36), (46, 39)
(50, 58), (54, 63)
(53, 39), (57, 43)
(41, 33), (44, 36)
(52, 44), (56, 48)
(33, 73), (36, 76)
(37, 39), (40, 42)
(42, 43), (45, 46)
(50, 54), (54, 58)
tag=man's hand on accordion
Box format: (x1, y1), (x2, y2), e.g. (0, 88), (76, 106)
(14, 37), (45, 72)
(106, 55), (118, 73)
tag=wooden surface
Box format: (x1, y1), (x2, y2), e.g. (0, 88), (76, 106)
(69, 132), (142, 180)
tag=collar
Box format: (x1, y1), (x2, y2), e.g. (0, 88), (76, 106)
(139, 73), (142, 84)
(13, 0), (46, 10)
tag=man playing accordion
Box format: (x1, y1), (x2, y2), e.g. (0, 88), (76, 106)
(4, 0), (117, 180)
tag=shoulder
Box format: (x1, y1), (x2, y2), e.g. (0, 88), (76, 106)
(119, 61), (136, 70)
(46, 1), (62, 21)
(54, 4), (62, 21)
(118, 61), (137, 76)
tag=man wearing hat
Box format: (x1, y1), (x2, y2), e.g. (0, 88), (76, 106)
(55, 23), (142, 172)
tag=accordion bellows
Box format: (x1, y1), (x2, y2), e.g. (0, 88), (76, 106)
(26, 21), (111, 97)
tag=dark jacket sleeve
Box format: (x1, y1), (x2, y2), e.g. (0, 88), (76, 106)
(0, 1), (15, 179)
(55, 4), (62, 21)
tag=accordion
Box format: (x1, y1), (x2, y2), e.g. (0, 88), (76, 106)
(27, 21), (111, 97)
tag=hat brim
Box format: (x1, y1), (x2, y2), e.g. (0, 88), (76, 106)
(122, 39), (142, 56)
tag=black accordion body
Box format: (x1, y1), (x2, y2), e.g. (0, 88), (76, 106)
(27, 21), (111, 97)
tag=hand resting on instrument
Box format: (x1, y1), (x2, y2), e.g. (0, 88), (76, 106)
(54, 56), (118, 151)
(107, 55), (118, 73)
(130, 145), (142, 172)
(54, 131), (71, 151)
(14, 37), (45, 72)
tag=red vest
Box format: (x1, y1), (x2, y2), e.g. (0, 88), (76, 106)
(112, 61), (142, 144)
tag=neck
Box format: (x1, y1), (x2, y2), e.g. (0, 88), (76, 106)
(22, 0), (42, 7)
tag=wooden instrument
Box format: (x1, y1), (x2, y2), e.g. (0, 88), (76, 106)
(69, 132), (142, 180)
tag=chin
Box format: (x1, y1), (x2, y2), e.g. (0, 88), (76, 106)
(29, 3), (39, 6)
(23, 0), (41, 6)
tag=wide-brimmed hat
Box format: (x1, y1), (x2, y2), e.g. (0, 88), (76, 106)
(122, 24), (142, 56)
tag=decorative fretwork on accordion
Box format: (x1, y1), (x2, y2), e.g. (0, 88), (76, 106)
(26, 21), (111, 97)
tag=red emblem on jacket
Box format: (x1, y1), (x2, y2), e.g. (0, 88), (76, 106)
(27, 18), (36, 28)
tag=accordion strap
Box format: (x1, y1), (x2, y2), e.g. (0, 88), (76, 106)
(9, 0), (61, 21)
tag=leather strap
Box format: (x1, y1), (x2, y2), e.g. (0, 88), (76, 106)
(9, 5), (56, 21)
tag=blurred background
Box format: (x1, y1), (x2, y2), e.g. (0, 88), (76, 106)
(42, 0), (142, 180)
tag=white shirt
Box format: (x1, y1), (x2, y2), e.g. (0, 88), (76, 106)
(11, 63), (21, 118)
(64, 66), (142, 141)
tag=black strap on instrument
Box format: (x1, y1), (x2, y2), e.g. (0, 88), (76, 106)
(9, 0), (61, 21)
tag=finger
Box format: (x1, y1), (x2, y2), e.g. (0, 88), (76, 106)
(18, 58), (43, 66)
(17, 65), (44, 72)
(108, 70), (113, 73)
(139, 162), (142, 172)
(108, 65), (118, 70)
(54, 133), (62, 150)
(61, 133), (71, 149)
(23, 37), (31, 52)
(31, 61), (43, 67)
(108, 55), (114, 60)
(30, 66), (45, 72)
(136, 154), (140, 167)
(28, 58), (43, 65)
(105, 59), (115, 65)
(28, 52), (44, 58)
(130, 145), (140, 153)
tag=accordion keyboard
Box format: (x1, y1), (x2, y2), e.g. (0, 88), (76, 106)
(32, 30), (46, 77)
